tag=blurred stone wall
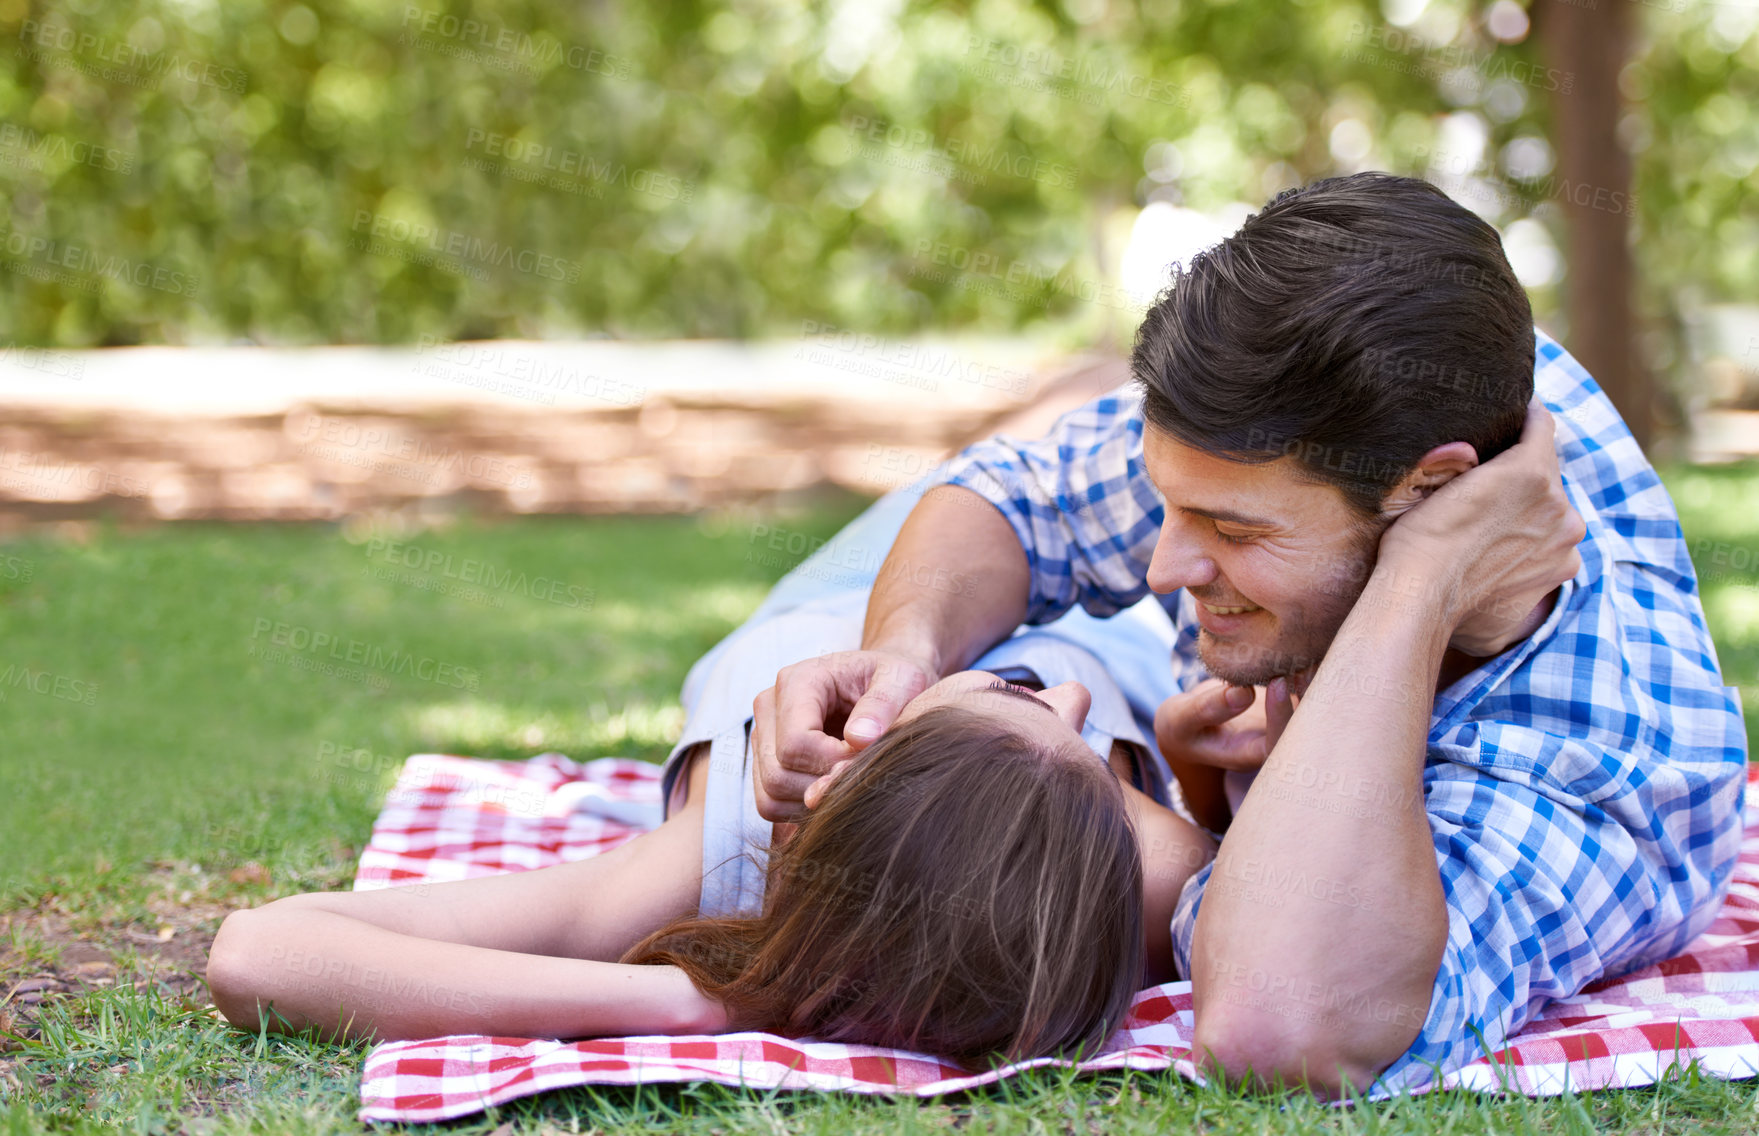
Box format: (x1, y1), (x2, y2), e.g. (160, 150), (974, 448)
(0, 341), (1127, 530)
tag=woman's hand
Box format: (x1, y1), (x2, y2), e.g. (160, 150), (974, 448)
(206, 771), (721, 1044)
(1157, 675), (1302, 834)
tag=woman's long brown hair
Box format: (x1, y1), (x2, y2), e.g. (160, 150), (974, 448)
(622, 705), (1145, 1067)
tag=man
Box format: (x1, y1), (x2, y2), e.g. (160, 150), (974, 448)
(751, 173), (1749, 1097)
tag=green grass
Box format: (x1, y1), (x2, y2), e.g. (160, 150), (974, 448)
(2, 468), (1757, 1133)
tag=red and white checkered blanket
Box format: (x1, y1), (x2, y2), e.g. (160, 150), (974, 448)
(355, 753), (1759, 1122)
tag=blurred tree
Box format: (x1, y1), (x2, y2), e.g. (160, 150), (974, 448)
(0, 0), (1750, 449)
(1536, 0), (1650, 448)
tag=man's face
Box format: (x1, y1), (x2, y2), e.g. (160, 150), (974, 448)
(1141, 426), (1384, 686)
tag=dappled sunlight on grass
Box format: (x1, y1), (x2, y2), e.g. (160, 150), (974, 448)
(587, 582), (770, 641)
(1668, 468), (1759, 541)
(6, 484), (1759, 1132)
(405, 696), (688, 762)
(1705, 585), (1759, 642)
(1664, 463), (1759, 753)
(0, 502), (869, 895)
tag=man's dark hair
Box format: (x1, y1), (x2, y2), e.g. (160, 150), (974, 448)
(1130, 172), (1535, 516)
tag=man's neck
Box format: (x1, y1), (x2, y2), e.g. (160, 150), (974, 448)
(1433, 585), (1562, 693)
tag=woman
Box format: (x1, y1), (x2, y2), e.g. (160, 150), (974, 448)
(207, 483), (1219, 1065)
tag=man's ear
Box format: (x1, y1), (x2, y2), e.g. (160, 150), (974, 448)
(1379, 442), (1479, 519)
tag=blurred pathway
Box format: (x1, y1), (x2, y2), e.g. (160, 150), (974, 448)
(3, 337), (1750, 530)
(0, 338), (1126, 527)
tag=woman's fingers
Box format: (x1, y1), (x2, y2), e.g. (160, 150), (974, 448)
(1155, 679), (1273, 773)
(1156, 679), (1255, 737)
(1195, 677), (1257, 726)
(1258, 676), (1300, 761)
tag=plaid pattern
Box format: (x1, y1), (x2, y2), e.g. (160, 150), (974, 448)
(936, 329), (1749, 1091)
(357, 754), (1759, 1123)
(351, 752), (660, 888)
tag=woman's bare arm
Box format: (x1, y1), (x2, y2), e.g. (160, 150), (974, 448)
(205, 904), (721, 1042)
(1109, 745), (1217, 986)
(206, 752), (722, 1042)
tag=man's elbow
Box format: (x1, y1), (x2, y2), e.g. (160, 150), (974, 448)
(1190, 1009), (1406, 1099)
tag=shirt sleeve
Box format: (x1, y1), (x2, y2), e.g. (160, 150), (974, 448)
(1371, 542), (1748, 1091)
(1373, 717), (1747, 1092)
(1170, 720), (1745, 1095)
(931, 387), (1166, 625)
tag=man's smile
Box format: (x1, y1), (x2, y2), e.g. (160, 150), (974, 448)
(1192, 599), (1267, 638)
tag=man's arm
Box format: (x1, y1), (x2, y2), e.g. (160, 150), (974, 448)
(854, 484), (1030, 728)
(1187, 567), (1451, 1092)
(753, 391), (1160, 821)
(749, 486), (1028, 820)
(1188, 402), (1586, 1096)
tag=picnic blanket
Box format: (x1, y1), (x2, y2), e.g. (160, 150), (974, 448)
(354, 753), (1759, 1123)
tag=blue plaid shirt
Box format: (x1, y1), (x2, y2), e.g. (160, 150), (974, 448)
(938, 329), (1749, 1093)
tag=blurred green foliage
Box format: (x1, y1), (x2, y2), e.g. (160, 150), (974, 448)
(0, 0), (1752, 366)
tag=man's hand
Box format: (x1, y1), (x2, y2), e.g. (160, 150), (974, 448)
(1379, 398), (1586, 657)
(750, 649), (936, 823)
(1156, 676), (1300, 833)
(750, 482), (1030, 823)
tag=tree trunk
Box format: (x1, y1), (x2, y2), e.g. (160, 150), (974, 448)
(1536, 0), (1652, 450)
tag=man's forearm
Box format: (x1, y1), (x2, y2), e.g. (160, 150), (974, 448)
(861, 485), (1032, 677)
(1189, 558), (1450, 1093)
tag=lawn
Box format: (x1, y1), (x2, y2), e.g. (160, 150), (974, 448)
(2, 467), (1757, 1134)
